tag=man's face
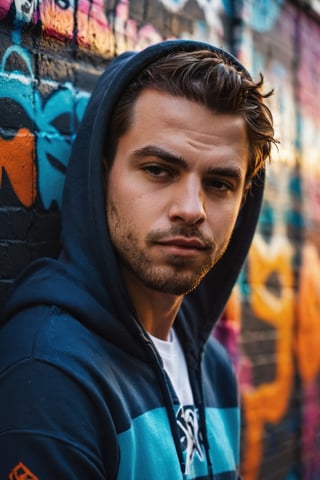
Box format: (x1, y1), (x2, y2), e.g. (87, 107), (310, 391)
(106, 88), (250, 296)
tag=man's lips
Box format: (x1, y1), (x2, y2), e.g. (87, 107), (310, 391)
(156, 237), (210, 250)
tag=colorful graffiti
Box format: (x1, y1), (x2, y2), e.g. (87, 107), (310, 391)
(213, 3), (320, 478)
(0, 45), (89, 208)
(241, 230), (296, 479)
(0, 127), (36, 206)
(214, 168), (320, 479)
(0, 0), (230, 54)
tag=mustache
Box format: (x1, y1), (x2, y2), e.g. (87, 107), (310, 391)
(145, 226), (214, 249)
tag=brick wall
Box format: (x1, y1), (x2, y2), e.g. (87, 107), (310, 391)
(0, 1), (319, 478)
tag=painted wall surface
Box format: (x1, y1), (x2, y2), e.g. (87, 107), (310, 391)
(0, 1), (319, 479)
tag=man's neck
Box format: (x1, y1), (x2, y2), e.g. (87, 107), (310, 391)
(121, 268), (183, 341)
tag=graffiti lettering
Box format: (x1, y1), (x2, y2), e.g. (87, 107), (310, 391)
(0, 46), (89, 208)
(238, 233), (295, 479)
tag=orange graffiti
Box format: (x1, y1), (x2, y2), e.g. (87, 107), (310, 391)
(40, 0), (113, 56)
(241, 234), (295, 480)
(9, 461), (39, 480)
(0, 128), (36, 206)
(39, 0), (163, 56)
(296, 241), (320, 384)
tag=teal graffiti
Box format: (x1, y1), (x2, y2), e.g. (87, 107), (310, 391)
(0, 45), (89, 208)
(251, 0), (284, 33)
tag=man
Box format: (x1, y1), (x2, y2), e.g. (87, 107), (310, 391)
(0, 40), (276, 479)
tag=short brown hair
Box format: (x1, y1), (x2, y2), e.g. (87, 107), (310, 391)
(105, 49), (277, 179)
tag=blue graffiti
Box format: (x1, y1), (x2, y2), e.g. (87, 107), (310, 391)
(0, 45), (89, 208)
(221, 0), (284, 33)
(251, 0), (284, 33)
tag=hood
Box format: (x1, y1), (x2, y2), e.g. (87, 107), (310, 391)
(3, 40), (264, 356)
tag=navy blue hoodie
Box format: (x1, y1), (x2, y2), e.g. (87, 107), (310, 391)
(0, 40), (264, 479)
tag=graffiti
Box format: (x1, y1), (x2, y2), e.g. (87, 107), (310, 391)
(0, 0), (228, 54)
(40, 0), (112, 54)
(237, 0), (284, 33)
(109, 0), (163, 54)
(296, 11), (320, 121)
(245, 9), (320, 474)
(213, 285), (241, 373)
(0, 45), (89, 208)
(14, 0), (38, 22)
(297, 242), (320, 384)
(40, 0), (165, 55)
(215, 156), (320, 478)
(241, 231), (295, 479)
(159, 0), (224, 39)
(0, 128), (36, 206)
(265, 61), (296, 166)
(0, 0), (39, 22)
(215, 226), (320, 480)
(296, 242), (320, 479)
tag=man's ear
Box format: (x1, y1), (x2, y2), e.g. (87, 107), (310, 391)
(240, 180), (252, 208)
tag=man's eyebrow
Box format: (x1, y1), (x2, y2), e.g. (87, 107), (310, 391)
(131, 145), (187, 168)
(206, 165), (243, 179)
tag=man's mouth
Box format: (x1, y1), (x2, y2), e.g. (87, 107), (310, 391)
(159, 237), (209, 250)
(154, 236), (213, 258)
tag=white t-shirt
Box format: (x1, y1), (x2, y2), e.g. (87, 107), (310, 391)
(149, 329), (194, 405)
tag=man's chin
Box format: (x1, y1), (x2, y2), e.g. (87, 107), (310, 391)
(142, 272), (206, 296)
(121, 256), (213, 295)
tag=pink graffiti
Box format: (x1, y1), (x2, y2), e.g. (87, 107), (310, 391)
(112, 0), (163, 53)
(213, 287), (241, 372)
(0, 0), (11, 20)
(301, 381), (320, 479)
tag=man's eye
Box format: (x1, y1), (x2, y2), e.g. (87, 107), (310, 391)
(206, 179), (233, 191)
(143, 165), (172, 178)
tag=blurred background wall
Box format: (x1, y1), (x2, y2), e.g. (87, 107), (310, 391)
(0, 0), (319, 478)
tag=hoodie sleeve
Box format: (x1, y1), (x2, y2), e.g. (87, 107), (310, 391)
(0, 358), (119, 479)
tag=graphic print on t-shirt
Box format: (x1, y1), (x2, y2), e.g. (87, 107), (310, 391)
(176, 405), (205, 475)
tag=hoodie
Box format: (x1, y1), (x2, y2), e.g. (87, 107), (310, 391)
(0, 40), (264, 480)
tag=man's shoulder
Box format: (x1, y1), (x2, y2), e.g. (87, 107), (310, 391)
(202, 334), (239, 407)
(0, 305), (100, 375)
(204, 334), (232, 365)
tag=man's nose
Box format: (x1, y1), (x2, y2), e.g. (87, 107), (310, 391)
(168, 176), (206, 225)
